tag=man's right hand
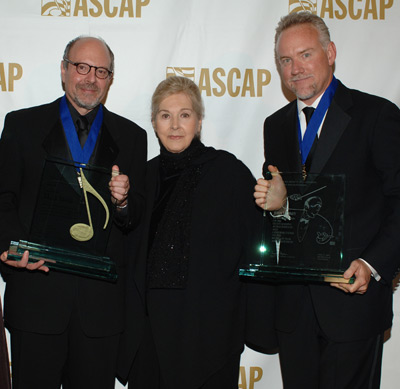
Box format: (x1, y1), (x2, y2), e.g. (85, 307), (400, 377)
(254, 165), (287, 211)
(1, 250), (49, 272)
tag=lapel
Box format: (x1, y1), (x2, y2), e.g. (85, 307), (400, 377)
(134, 157), (160, 300)
(41, 99), (71, 161)
(283, 102), (302, 172)
(145, 158), (160, 219)
(85, 108), (119, 196)
(309, 82), (352, 174)
(89, 107), (119, 169)
(41, 100), (79, 192)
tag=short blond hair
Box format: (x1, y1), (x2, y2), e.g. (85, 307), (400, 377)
(151, 76), (204, 122)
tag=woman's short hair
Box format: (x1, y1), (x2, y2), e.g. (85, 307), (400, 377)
(151, 76), (204, 122)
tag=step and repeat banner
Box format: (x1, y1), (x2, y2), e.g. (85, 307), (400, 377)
(1, 0), (400, 387)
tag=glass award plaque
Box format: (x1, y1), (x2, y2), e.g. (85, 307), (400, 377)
(240, 172), (354, 284)
(7, 157), (117, 281)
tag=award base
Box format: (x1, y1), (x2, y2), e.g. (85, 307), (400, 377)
(239, 264), (354, 284)
(8, 240), (117, 282)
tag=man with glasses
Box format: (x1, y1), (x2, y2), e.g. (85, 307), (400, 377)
(0, 36), (147, 388)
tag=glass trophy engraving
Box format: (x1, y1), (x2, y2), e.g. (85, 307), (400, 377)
(7, 157), (117, 281)
(240, 172), (354, 284)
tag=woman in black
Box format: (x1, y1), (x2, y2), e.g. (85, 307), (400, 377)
(119, 76), (284, 389)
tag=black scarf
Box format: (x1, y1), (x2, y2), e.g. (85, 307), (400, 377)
(147, 138), (208, 289)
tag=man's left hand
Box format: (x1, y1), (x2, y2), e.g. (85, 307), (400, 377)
(109, 165), (130, 207)
(331, 259), (371, 294)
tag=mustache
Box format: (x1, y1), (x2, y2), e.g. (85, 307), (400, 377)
(77, 82), (99, 91)
(289, 75), (312, 82)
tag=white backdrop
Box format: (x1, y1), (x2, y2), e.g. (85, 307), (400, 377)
(1, 0), (400, 387)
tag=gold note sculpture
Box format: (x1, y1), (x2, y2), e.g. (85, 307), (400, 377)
(70, 168), (110, 242)
(7, 158), (117, 281)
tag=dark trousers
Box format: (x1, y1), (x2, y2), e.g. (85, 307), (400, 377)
(9, 307), (119, 389)
(128, 319), (241, 389)
(277, 289), (383, 389)
(0, 298), (11, 389)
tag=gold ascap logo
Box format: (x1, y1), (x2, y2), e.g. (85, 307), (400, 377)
(166, 67), (271, 98)
(41, 0), (150, 18)
(42, 0), (71, 16)
(289, 0), (394, 20)
(0, 63), (23, 92)
(289, 0), (317, 14)
(238, 366), (263, 389)
(166, 67), (195, 81)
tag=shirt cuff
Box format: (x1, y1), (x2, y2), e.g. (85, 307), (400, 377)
(359, 258), (381, 282)
(270, 198), (291, 220)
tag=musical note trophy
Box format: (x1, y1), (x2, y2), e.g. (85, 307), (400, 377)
(7, 157), (118, 281)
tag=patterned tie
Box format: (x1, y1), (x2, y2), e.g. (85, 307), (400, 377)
(303, 107), (317, 177)
(76, 116), (89, 148)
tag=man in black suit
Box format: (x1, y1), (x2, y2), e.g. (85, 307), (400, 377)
(254, 12), (400, 389)
(0, 36), (146, 388)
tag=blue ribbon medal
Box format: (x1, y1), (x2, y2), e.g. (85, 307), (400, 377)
(297, 76), (338, 164)
(59, 94), (103, 166)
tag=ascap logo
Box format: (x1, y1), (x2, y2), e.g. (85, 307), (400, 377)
(166, 67), (271, 98)
(41, 0), (71, 16)
(41, 0), (150, 18)
(289, 0), (317, 13)
(166, 67), (195, 81)
(0, 63), (23, 92)
(238, 366), (263, 388)
(289, 0), (394, 20)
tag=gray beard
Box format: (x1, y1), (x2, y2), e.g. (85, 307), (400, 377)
(74, 96), (101, 111)
(294, 86), (317, 102)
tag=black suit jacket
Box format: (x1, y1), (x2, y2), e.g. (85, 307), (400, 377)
(264, 81), (400, 341)
(0, 97), (147, 337)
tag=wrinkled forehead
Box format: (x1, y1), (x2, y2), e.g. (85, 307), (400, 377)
(69, 38), (111, 66)
(276, 24), (322, 52)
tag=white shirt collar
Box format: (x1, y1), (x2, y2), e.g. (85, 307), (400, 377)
(297, 93), (324, 113)
(297, 94), (326, 139)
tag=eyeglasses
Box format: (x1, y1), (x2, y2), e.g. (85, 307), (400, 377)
(63, 58), (113, 79)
